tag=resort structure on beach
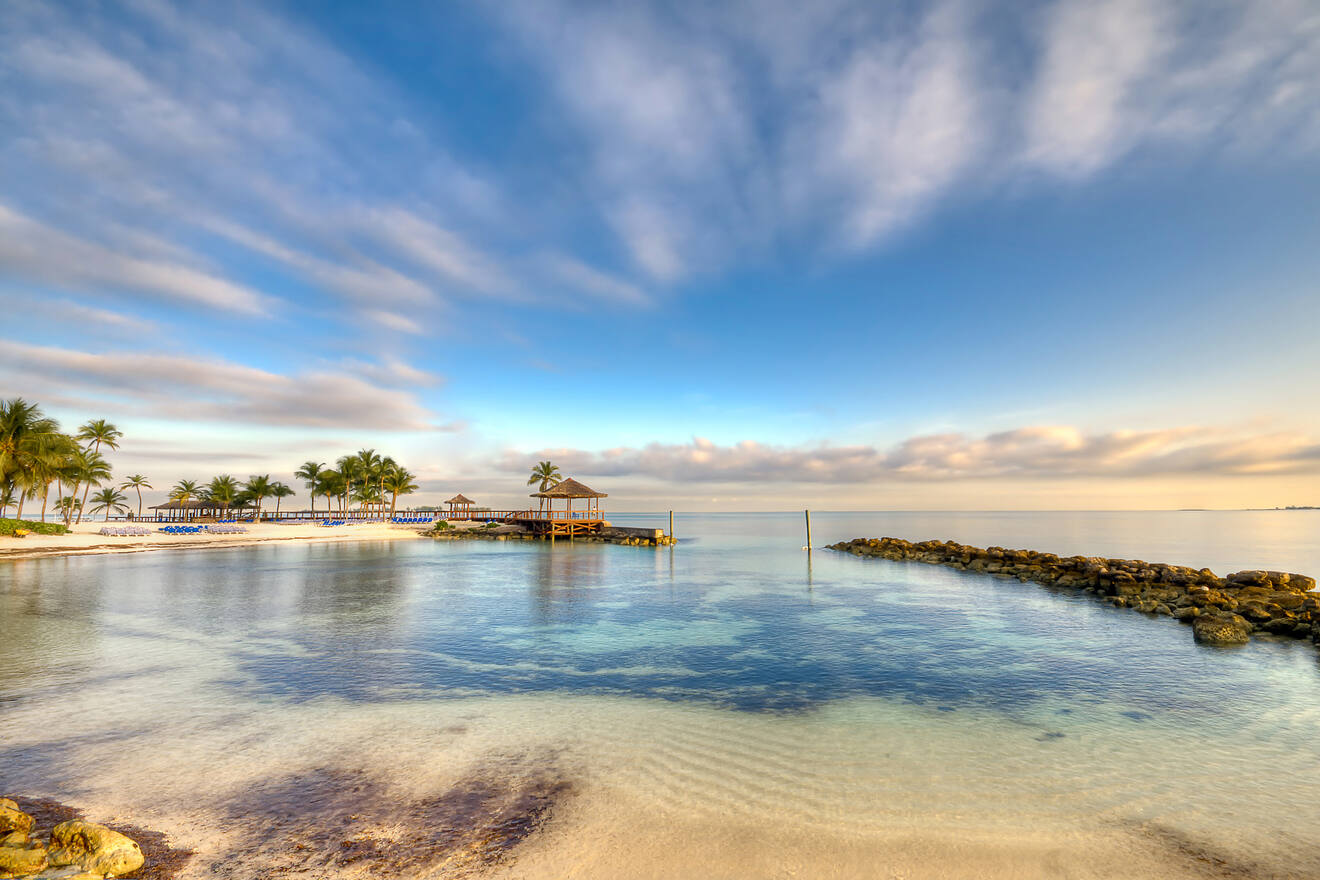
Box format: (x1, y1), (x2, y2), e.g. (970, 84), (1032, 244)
(439, 478), (610, 537)
(135, 477), (613, 534)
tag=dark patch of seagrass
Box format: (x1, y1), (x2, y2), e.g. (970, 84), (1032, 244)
(215, 759), (573, 878)
(1135, 821), (1282, 880)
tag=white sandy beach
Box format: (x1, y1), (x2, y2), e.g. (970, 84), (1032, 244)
(0, 519), (438, 560)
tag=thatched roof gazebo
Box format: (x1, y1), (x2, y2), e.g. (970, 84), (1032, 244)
(445, 494), (476, 516)
(530, 477), (607, 522)
(149, 500), (231, 522)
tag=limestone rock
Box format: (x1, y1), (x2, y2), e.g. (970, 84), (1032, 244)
(0, 844), (48, 876)
(1192, 614), (1252, 646)
(0, 801), (33, 837)
(1291, 573), (1318, 592)
(47, 821), (143, 877)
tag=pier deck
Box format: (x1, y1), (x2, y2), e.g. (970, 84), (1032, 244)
(444, 509), (607, 536)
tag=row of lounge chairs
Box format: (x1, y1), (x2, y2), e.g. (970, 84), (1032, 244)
(156, 525), (249, 535)
(391, 516), (435, 524)
(98, 526), (151, 536)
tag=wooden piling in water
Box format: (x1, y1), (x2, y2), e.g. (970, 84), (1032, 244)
(669, 510), (674, 540)
(805, 509), (812, 550)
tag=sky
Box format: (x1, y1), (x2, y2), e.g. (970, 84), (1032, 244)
(1, 0), (1318, 511)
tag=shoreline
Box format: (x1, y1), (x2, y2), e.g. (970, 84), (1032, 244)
(0, 521), (429, 562)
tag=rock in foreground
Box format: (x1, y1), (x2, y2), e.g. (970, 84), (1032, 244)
(48, 821), (143, 877)
(0, 799), (145, 879)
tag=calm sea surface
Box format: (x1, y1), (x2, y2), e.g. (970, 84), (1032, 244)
(2, 510), (1319, 878)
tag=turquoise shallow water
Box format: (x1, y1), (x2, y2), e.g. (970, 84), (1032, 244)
(2, 510), (1319, 878)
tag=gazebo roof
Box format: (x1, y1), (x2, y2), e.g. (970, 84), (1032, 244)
(149, 499), (249, 510)
(445, 494), (476, 505)
(531, 477), (607, 499)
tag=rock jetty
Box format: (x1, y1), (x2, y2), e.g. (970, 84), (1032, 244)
(828, 537), (1318, 647)
(0, 798), (144, 879)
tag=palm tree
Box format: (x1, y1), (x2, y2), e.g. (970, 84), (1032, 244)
(120, 474), (152, 520)
(336, 455), (361, 515)
(0, 485), (15, 518)
(0, 398), (63, 519)
(317, 471), (346, 515)
(527, 460), (562, 514)
(244, 474), (273, 521)
(74, 419), (122, 523)
(55, 496), (77, 524)
(384, 467), (418, 519)
(271, 482), (295, 518)
(354, 449), (381, 514)
(373, 455), (396, 518)
(90, 488), (128, 521)
(36, 434), (78, 523)
(294, 461), (325, 515)
(205, 475), (240, 517)
(69, 449), (112, 525)
(170, 479), (200, 503)
(352, 483), (382, 513)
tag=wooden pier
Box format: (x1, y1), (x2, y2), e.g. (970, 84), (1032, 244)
(441, 507), (608, 536)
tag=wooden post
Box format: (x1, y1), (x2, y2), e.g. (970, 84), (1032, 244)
(669, 510), (674, 539)
(804, 509), (812, 551)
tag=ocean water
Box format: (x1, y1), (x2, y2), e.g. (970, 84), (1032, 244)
(2, 510), (1319, 878)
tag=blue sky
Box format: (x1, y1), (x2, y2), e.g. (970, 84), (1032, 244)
(1, 0), (1318, 509)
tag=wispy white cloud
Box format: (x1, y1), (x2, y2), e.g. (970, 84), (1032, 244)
(0, 204), (270, 315)
(810, 3), (982, 246)
(0, 340), (443, 430)
(1024, 0), (1169, 176)
(0, 293), (158, 337)
(504, 426), (1320, 483)
(540, 253), (652, 307)
(0, 0), (653, 347)
(493, 0), (1320, 274)
(362, 310), (425, 335)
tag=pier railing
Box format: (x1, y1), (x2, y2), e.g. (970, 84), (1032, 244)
(444, 509), (605, 522)
(110, 508), (607, 524)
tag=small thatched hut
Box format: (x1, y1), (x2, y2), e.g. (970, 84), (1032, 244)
(445, 494), (476, 516)
(530, 477), (607, 520)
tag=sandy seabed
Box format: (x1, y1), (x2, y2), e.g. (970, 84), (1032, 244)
(5, 693), (1301, 880)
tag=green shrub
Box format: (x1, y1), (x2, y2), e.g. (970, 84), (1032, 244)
(433, 520), (451, 531)
(0, 518), (69, 537)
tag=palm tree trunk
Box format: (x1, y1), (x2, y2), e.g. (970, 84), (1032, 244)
(16, 489), (26, 521)
(136, 488), (143, 519)
(41, 484), (50, 522)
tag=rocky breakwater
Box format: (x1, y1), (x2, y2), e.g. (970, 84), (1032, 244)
(0, 798), (144, 879)
(827, 537), (1318, 648)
